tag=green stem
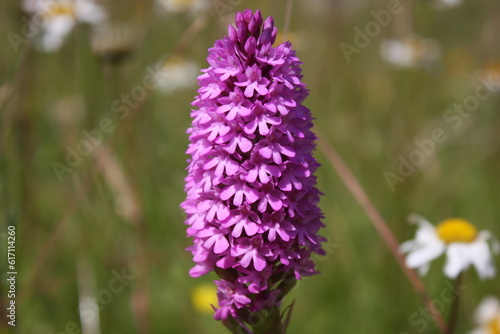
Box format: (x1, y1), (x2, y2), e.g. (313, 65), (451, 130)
(447, 275), (462, 334)
(224, 302), (294, 334)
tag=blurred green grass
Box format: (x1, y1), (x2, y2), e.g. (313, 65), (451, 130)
(1, 0), (500, 333)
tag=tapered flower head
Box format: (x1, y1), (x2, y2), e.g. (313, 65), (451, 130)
(182, 8), (325, 328)
(400, 214), (499, 279)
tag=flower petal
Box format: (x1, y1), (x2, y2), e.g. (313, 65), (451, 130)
(214, 235), (229, 254)
(469, 239), (496, 280)
(417, 262), (431, 276)
(474, 296), (500, 325)
(405, 240), (444, 270)
(253, 253), (266, 271)
(399, 240), (417, 254)
(444, 243), (471, 279)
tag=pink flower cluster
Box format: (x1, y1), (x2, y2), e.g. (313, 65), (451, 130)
(182, 9), (325, 321)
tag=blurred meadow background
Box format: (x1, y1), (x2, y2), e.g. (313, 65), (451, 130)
(1, 0), (500, 333)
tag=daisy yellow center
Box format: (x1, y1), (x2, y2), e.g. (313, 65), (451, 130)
(43, 4), (75, 19)
(489, 317), (500, 334)
(170, 0), (195, 6)
(436, 218), (477, 243)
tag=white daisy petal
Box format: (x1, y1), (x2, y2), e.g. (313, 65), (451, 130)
(408, 213), (431, 225)
(474, 296), (500, 325)
(75, 0), (107, 24)
(416, 225), (440, 244)
(444, 243), (471, 278)
(399, 240), (417, 254)
(482, 231), (500, 254)
(417, 262), (431, 276)
(40, 16), (76, 52)
(468, 328), (488, 334)
(413, 219), (442, 244)
(405, 240), (445, 269)
(469, 240), (496, 280)
(494, 239), (500, 254)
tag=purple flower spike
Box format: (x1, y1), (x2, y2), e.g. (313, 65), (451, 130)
(182, 9), (325, 331)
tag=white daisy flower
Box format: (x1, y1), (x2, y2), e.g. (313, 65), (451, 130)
(22, 0), (107, 52)
(469, 296), (500, 334)
(400, 214), (499, 279)
(154, 56), (199, 94)
(379, 35), (441, 69)
(90, 22), (144, 62)
(434, 0), (463, 10)
(475, 63), (500, 94)
(155, 0), (208, 14)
